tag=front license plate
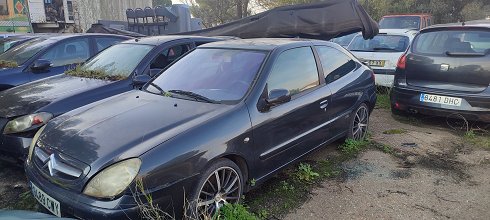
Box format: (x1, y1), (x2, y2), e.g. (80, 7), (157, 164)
(368, 60), (385, 67)
(420, 93), (462, 107)
(31, 182), (61, 217)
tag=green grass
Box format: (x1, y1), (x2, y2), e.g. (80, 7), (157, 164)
(65, 66), (126, 81)
(383, 129), (408, 135)
(464, 130), (490, 150)
(376, 93), (391, 109)
(214, 203), (259, 220)
(295, 163), (320, 182)
(340, 139), (370, 157)
(9, 191), (37, 211)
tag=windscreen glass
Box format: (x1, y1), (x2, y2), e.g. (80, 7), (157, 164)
(379, 16), (421, 30)
(349, 35), (410, 52)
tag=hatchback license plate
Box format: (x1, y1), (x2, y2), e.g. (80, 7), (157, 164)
(420, 93), (462, 107)
(31, 182), (61, 217)
(368, 60), (385, 67)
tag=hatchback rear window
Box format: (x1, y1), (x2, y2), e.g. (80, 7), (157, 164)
(413, 30), (490, 55)
(348, 34), (410, 52)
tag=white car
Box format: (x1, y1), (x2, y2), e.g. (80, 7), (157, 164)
(348, 29), (418, 87)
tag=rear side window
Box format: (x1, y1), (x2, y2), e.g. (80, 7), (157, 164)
(413, 30), (490, 55)
(95, 37), (125, 52)
(40, 38), (90, 67)
(267, 47), (320, 97)
(316, 46), (356, 84)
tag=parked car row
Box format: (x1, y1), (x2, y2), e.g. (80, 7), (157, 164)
(0, 33), (376, 219)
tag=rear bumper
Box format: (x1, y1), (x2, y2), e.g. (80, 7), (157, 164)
(373, 69), (395, 87)
(391, 86), (490, 122)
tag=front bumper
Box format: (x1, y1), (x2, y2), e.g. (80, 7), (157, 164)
(0, 134), (32, 163)
(26, 161), (195, 219)
(391, 86), (490, 122)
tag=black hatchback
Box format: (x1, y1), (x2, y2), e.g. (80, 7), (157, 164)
(391, 20), (490, 122)
(26, 39), (375, 219)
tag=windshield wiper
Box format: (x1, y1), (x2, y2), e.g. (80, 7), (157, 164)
(350, 49), (374, 52)
(147, 83), (168, 95)
(168, 90), (218, 104)
(373, 47), (400, 52)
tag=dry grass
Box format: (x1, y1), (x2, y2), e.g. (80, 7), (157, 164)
(0, 60), (18, 68)
(65, 66), (126, 81)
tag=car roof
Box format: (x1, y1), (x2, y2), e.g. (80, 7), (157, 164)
(121, 35), (226, 46)
(199, 38), (322, 51)
(353, 29), (418, 39)
(424, 20), (490, 30)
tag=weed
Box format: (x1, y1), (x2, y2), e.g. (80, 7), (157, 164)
(383, 129), (407, 135)
(132, 178), (173, 220)
(214, 203), (258, 220)
(65, 65), (126, 81)
(250, 178), (257, 187)
(373, 142), (394, 154)
(375, 93), (391, 109)
(295, 163), (320, 182)
(258, 209), (269, 219)
(340, 139), (369, 157)
(0, 60), (18, 68)
(279, 180), (295, 191)
(464, 130), (490, 150)
(10, 191), (37, 211)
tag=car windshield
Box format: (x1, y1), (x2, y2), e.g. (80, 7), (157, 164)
(147, 48), (267, 103)
(80, 43), (154, 77)
(413, 30), (490, 55)
(0, 38), (53, 65)
(379, 16), (421, 30)
(0, 37), (28, 53)
(348, 34), (410, 52)
(332, 33), (357, 47)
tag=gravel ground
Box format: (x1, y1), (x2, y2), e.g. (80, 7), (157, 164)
(1, 108), (489, 220)
(285, 109), (490, 220)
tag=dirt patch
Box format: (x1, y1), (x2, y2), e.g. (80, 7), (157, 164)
(0, 161), (36, 210)
(286, 109), (490, 219)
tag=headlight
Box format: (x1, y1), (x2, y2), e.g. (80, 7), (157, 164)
(3, 112), (53, 134)
(27, 125), (46, 164)
(83, 158), (141, 199)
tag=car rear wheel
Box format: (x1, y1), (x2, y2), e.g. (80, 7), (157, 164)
(187, 159), (243, 218)
(348, 103), (370, 141)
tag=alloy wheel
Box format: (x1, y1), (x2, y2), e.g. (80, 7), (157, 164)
(196, 166), (242, 217)
(352, 105), (369, 140)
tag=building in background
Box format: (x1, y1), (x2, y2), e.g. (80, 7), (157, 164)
(0, 0), (31, 33)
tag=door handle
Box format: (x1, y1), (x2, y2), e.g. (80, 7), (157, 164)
(320, 100), (328, 111)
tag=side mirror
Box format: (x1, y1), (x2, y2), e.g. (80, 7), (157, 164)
(132, 74), (151, 87)
(31, 59), (52, 72)
(266, 89), (291, 106)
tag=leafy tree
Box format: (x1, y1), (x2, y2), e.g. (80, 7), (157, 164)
(255, 0), (321, 10)
(152, 0), (172, 7)
(184, 0), (250, 27)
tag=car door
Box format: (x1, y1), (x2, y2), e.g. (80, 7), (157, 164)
(316, 46), (363, 138)
(29, 37), (91, 82)
(250, 46), (333, 179)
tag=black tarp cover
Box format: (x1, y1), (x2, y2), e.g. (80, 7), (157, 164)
(178, 0), (379, 40)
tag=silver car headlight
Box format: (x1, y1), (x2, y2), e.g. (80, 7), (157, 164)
(3, 112), (53, 134)
(83, 158), (141, 199)
(27, 125), (47, 164)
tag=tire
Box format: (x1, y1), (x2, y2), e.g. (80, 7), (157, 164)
(187, 159), (244, 219)
(347, 103), (370, 141)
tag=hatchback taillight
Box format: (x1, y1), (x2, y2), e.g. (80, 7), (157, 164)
(397, 53), (407, 70)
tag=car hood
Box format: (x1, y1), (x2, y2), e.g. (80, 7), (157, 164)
(39, 90), (231, 167)
(0, 75), (111, 118)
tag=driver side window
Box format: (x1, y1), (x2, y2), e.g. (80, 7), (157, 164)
(266, 47), (320, 99)
(40, 38), (90, 67)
